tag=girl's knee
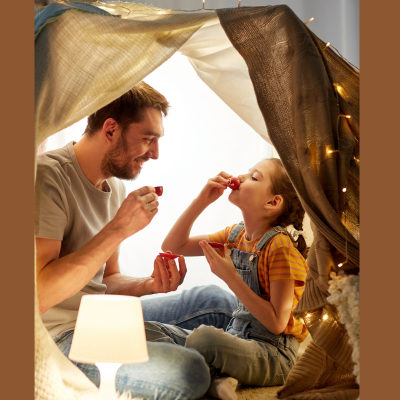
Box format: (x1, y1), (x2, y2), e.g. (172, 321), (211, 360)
(186, 325), (225, 353)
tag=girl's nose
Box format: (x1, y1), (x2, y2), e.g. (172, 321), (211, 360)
(238, 174), (247, 182)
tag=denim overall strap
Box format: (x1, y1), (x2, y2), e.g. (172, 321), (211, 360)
(256, 226), (288, 251)
(228, 222), (245, 243)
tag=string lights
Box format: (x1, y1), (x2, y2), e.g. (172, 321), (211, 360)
(304, 17), (315, 24)
(329, 75), (357, 271)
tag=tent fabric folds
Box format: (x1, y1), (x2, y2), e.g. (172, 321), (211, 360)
(35, 2), (359, 399)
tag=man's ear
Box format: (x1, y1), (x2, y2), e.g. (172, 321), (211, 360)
(102, 118), (118, 143)
(264, 195), (284, 212)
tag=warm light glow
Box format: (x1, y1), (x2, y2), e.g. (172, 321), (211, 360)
(306, 313), (312, 318)
(338, 263), (343, 268)
(69, 295), (148, 364)
(202, 0), (205, 8)
(326, 145), (339, 155)
(342, 187), (347, 192)
(333, 83), (350, 100)
(69, 295), (149, 400)
(325, 42), (331, 48)
(322, 314), (329, 321)
(304, 17), (314, 24)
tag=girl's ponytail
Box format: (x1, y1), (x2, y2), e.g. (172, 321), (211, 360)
(269, 158), (309, 259)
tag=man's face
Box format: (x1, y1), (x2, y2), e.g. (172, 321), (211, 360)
(101, 107), (164, 180)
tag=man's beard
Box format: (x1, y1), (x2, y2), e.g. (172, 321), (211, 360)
(101, 137), (142, 180)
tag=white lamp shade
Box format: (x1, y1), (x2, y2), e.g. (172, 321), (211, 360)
(69, 295), (149, 364)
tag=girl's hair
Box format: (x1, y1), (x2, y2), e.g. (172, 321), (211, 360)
(268, 158), (308, 258)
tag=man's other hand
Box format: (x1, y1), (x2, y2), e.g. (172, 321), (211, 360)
(147, 254), (187, 293)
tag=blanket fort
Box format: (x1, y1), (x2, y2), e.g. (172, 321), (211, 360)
(35, 2), (359, 399)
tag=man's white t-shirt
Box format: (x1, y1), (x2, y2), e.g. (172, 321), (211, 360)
(35, 141), (126, 337)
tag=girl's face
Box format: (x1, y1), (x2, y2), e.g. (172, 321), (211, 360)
(228, 159), (276, 215)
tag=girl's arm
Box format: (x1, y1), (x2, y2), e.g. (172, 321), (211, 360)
(199, 241), (294, 335)
(227, 274), (294, 335)
(162, 172), (232, 256)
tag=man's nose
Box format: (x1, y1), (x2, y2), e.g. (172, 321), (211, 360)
(147, 140), (159, 160)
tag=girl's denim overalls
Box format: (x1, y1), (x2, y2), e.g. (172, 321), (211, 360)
(189, 222), (301, 386)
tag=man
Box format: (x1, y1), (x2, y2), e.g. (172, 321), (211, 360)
(35, 82), (213, 400)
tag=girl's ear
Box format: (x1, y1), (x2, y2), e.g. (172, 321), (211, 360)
(264, 195), (284, 212)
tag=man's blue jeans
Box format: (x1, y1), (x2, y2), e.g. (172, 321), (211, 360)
(55, 324), (210, 400)
(54, 285), (237, 400)
(141, 284), (238, 330)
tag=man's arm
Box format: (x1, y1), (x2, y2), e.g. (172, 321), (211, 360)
(36, 222), (126, 314)
(102, 248), (187, 296)
(36, 187), (158, 314)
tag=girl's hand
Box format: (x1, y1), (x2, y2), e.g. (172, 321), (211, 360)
(199, 240), (238, 283)
(197, 172), (232, 205)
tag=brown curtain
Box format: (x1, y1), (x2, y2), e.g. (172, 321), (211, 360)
(217, 5), (359, 399)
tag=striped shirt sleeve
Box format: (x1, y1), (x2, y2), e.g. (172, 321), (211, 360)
(266, 233), (308, 286)
(208, 224), (235, 244)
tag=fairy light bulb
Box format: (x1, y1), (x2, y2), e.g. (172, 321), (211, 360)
(324, 42), (331, 49)
(342, 187), (347, 193)
(304, 17), (314, 24)
(322, 314), (329, 321)
(338, 263), (343, 268)
(326, 145), (338, 156)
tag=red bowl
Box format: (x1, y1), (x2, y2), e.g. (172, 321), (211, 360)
(159, 252), (179, 259)
(208, 242), (225, 249)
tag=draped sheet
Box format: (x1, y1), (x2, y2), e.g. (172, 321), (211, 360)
(217, 5), (359, 399)
(35, 2), (359, 399)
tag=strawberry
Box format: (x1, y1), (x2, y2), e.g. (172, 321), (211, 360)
(228, 177), (240, 190)
(154, 186), (163, 196)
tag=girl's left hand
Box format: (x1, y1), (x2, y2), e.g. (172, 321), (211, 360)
(199, 240), (238, 283)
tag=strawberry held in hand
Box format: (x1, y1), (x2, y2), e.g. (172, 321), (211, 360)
(154, 186), (163, 196)
(228, 177), (240, 190)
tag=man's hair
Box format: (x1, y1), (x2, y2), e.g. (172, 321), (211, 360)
(85, 81), (169, 135)
(268, 158), (308, 258)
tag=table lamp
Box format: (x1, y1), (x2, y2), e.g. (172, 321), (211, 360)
(69, 294), (149, 399)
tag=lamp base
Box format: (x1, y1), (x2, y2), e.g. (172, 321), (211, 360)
(95, 362), (121, 400)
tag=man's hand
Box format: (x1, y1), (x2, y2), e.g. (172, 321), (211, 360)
(199, 240), (239, 283)
(146, 254), (187, 293)
(110, 186), (159, 239)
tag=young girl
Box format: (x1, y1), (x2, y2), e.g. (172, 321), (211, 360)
(162, 158), (309, 388)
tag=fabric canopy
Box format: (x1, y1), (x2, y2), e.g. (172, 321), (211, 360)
(35, 2), (359, 399)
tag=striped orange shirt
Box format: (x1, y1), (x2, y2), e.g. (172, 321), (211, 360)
(208, 224), (309, 342)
